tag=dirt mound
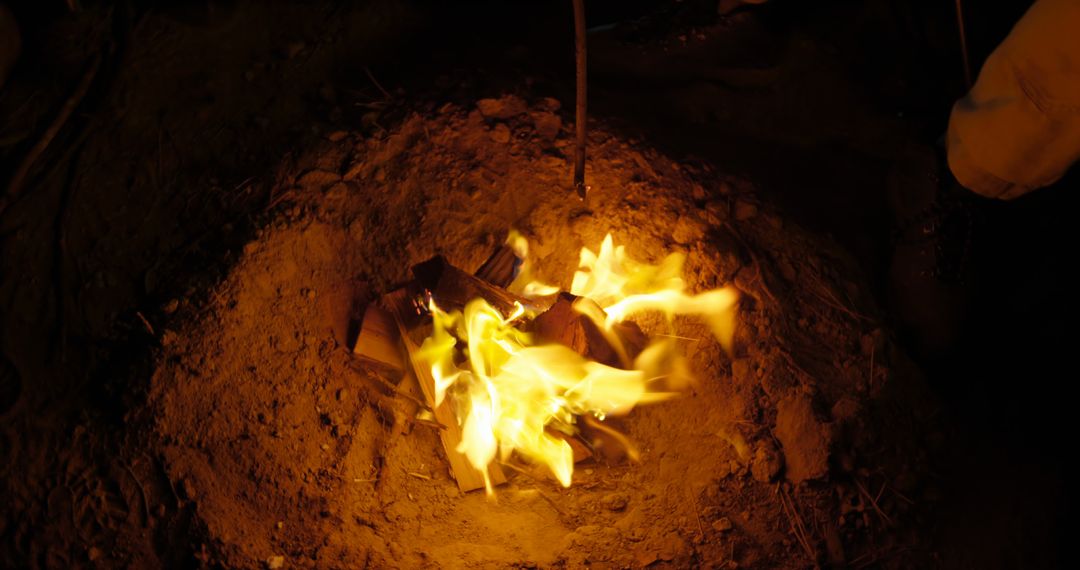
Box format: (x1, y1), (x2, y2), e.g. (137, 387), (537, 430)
(148, 98), (939, 569)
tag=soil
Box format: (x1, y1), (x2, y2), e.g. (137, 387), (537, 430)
(148, 101), (938, 569)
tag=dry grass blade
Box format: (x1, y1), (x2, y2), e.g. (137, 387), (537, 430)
(854, 478), (893, 526)
(777, 483), (816, 562)
(2, 53), (101, 217)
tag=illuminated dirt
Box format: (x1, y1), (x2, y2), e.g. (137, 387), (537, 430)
(150, 101), (938, 568)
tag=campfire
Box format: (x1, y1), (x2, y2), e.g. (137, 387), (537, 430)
(356, 233), (739, 494)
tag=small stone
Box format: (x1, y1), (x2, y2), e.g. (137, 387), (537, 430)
(672, 216), (706, 244)
(775, 394), (832, 483)
(860, 328), (886, 357)
(181, 478), (197, 500)
(712, 517), (733, 532)
(296, 169), (341, 191)
(600, 493), (629, 512)
(633, 550), (658, 567)
(276, 521), (284, 530)
(831, 398), (861, 424)
(750, 441), (784, 483)
(476, 95), (528, 120)
(266, 555), (285, 569)
(326, 130), (348, 142)
(531, 111), (562, 140)
(162, 299), (180, 314)
(490, 123), (511, 143)
(657, 532), (688, 562)
(734, 199), (758, 221)
(536, 97), (562, 112)
(731, 358), (753, 384)
(336, 388), (348, 402)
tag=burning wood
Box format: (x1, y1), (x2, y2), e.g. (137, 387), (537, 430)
(382, 288), (508, 493)
(532, 292), (648, 368)
(354, 233), (740, 495)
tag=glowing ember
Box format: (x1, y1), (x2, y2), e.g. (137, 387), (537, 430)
(417, 233), (739, 494)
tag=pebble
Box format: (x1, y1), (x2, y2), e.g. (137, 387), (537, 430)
(734, 199), (758, 221)
(476, 95), (528, 120)
(266, 555), (285, 569)
(490, 123), (511, 144)
(750, 441), (784, 483)
(712, 517), (733, 532)
(600, 493), (629, 512)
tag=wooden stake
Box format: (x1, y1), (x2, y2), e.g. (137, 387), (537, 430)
(571, 0), (588, 199)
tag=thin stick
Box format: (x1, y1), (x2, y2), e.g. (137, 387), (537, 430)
(571, 0), (588, 199)
(500, 461), (570, 516)
(954, 0), (972, 89)
(1, 53), (101, 217)
(135, 311), (155, 335)
(688, 488), (705, 538)
(363, 66), (392, 101)
(854, 478), (893, 526)
(342, 350), (432, 412)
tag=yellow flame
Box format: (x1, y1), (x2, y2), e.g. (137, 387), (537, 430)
(570, 234), (739, 352)
(417, 233), (738, 494)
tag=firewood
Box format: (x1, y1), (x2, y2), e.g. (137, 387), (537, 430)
(381, 287), (507, 492)
(352, 304), (405, 374)
(412, 255), (541, 317)
(531, 292), (647, 367)
(474, 245), (520, 288)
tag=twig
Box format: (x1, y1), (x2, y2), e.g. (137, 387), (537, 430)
(854, 478), (893, 526)
(688, 488), (705, 538)
(1, 53), (102, 217)
(135, 311), (155, 336)
(889, 484), (914, 506)
(954, 0), (972, 89)
(406, 471), (431, 481)
(500, 462), (569, 516)
(363, 66), (392, 101)
(120, 461), (151, 526)
(411, 418), (447, 431)
(804, 269), (871, 323)
(342, 350), (432, 413)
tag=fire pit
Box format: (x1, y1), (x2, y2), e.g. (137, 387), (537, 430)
(149, 98), (935, 569)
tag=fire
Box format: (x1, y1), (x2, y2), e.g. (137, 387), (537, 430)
(417, 233), (738, 494)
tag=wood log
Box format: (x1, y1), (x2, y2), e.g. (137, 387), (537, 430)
(473, 245), (520, 289)
(531, 292), (648, 367)
(352, 304), (406, 374)
(382, 287), (507, 492)
(413, 255), (544, 317)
